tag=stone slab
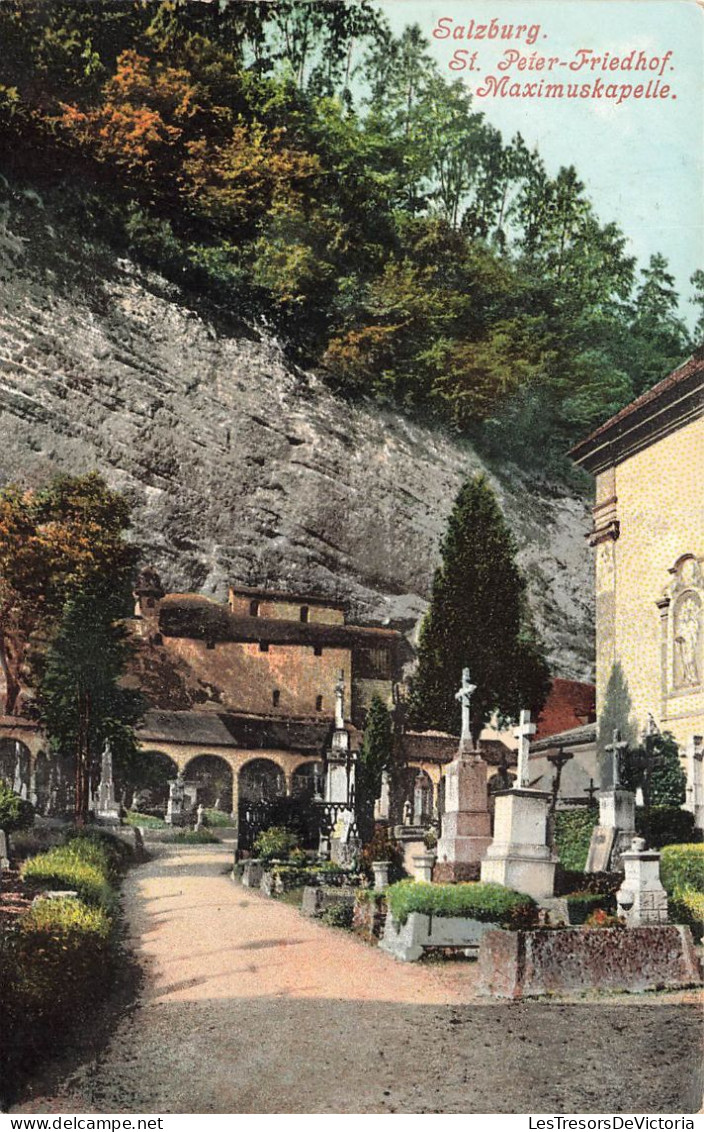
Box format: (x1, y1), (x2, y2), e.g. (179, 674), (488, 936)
(478, 925), (702, 998)
(380, 911), (500, 962)
(301, 885), (355, 918)
(585, 825), (616, 873)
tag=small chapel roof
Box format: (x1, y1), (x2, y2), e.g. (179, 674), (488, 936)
(137, 709), (349, 753)
(570, 347), (703, 473)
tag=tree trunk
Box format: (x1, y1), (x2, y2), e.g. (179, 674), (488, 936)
(0, 631), (22, 716)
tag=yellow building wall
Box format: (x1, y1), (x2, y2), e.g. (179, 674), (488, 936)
(595, 414), (704, 747)
(162, 637), (353, 720)
(228, 591), (344, 625)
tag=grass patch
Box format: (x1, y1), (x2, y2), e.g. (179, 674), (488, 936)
(660, 844), (704, 894)
(165, 829), (220, 844)
(124, 810), (167, 829)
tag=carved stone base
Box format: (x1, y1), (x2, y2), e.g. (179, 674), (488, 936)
(433, 860), (480, 883)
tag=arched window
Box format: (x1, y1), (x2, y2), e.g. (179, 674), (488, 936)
(300, 606), (309, 623)
(250, 600), (260, 617)
(315, 695), (323, 712)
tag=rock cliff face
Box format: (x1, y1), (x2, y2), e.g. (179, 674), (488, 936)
(0, 182), (594, 679)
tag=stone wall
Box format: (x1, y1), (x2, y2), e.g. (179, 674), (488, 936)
(478, 925), (702, 997)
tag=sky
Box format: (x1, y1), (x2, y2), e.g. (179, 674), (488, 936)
(377, 0), (703, 328)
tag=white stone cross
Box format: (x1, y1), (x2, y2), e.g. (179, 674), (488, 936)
(455, 668), (477, 745)
(513, 708), (537, 788)
(334, 669), (345, 730)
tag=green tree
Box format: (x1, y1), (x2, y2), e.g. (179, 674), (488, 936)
(409, 474), (550, 742)
(39, 581), (143, 823)
(356, 694), (393, 841)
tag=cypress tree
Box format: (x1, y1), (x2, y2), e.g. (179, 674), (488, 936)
(409, 473), (550, 742)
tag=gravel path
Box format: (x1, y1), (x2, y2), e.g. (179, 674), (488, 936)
(12, 845), (703, 1114)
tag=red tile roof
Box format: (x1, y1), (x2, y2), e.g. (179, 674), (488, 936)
(570, 348), (703, 471)
(535, 678), (596, 740)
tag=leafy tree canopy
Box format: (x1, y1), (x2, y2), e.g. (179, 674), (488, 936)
(0, 1), (697, 472)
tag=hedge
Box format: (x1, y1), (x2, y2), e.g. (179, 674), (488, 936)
(253, 826), (299, 862)
(659, 844), (704, 895)
(669, 889), (704, 941)
(1, 832), (128, 1105)
(22, 845), (114, 911)
(554, 809), (598, 872)
(386, 880), (537, 929)
(636, 806), (701, 849)
(0, 780), (34, 834)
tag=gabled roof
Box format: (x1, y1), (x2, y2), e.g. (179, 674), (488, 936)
(530, 721), (597, 755)
(158, 601), (400, 648)
(570, 348), (703, 474)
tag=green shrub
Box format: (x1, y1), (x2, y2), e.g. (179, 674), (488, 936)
(669, 888), (704, 941)
(660, 844), (704, 894)
(20, 895), (111, 938)
(386, 880), (537, 929)
(564, 891), (615, 924)
(636, 806), (701, 849)
(62, 828), (134, 877)
(253, 825), (299, 862)
(204, 808), (231, 827)
(320, 903), (354, 929)
(21, 841), (115, 910)
(553, 808), (598, 872)
(0, 779), (34, 833)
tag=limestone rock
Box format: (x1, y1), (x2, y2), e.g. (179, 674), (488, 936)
(0, 182), (594, 679)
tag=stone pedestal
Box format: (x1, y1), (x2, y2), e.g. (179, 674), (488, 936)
(480, 788), (556, 899)
(0, 828), (9, 872)
(412, 853), (436, 883)
(372, 860), (391, 890)
(435, 749), (492, 882)
(616, 837), (669, 926)
(586, 787), (636, 872)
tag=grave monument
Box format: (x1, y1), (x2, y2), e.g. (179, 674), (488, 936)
(480, 709), (557, 899)
(435, 669), (492, 882)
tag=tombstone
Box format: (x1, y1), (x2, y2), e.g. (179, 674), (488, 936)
(481, 709), (557, 900)
(435, 670), (492, 882)
(402, 798), (412, 827)
(586, 729), (635, 872)
(195, 803), (205, 831)
(166, 773), (186, 825)
(413, 772), (432, 826)
(95, 739), (121, 824)
(616, 837), (669, 926)
(0, 828), (9, 872)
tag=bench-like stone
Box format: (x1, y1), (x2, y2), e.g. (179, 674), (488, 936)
(478, 925), (702, 998)
(380, 911), (500, 962)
